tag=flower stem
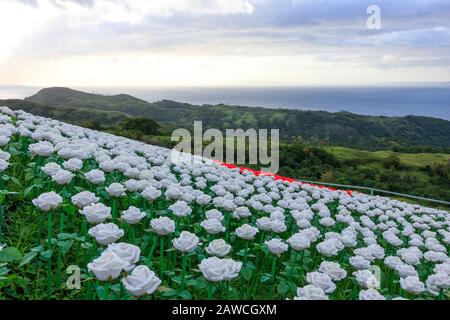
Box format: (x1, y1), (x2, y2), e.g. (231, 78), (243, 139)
(181, 254), (188, 290)
(159, 237), (165, 279)
(288, 250), (298, 281)
(207, 282), (214, 300)
(148, 235), (158, 262)
(47, 212), (53, 299)
(0, 205), (4, 243)
(56, 211), (65, 289)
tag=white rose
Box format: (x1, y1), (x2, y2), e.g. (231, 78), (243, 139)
(63, 158), (83, 172)
(265, 238), (288, 255)
(199, 257), (243, 282)
(172, 231), (200, 253)
(196, 194), (212, 206)
(122, 265), (162, 296)
(353, 270), (380, 289)
(88, 223), (124, 245)
(141, 186), (161, 202)
(201, 218), (226, 235)
(29, 141), (54, 157)
(124, 179), (143, 193)
(32, 192), (63, 212)
(80, 203), (112, 224)
(205, 209), (224, 221)
(271, 219), (287, 233)
(256, 217), (272, 231)
(106, 183), (126, 197)
(235, 224), (259, 240)
(99, 160), (116, 173)
(0, 159), (9, 172)
(150, 217), (176, 236)
(349, 255), (371, 270)
(105, 242), (141, 269)
(121, 206), (146, 225)
(85, 169), (106, 185)
(41, 162), (61, 176)
(395, 264), (418, 278)
(316, 239), (342, 257)
(87, 251), (129, 281)
(169, 201), (192, 217)
(306, 272), (336, 294)
(384, 256), (404, 270)
(359, 288), (386, 300)
(51, 169), (74, 185)
(71, 191), (100, 209)
(294, 285), (328, 300)
(205, 239), (232, 257)
(319, 217), (336, 227)
(287, 233), (311, 251)
(400, 276), (425, 295)
(319, 261), (347, 281)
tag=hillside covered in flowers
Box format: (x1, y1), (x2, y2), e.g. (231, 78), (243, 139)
(0, 106), (449, 300)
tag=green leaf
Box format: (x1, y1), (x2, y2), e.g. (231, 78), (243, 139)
(241, 265), (253, 281)
(63, 205), (77, 215)
(30, 245), (44, 253)
(178, 290), (192, 300)
(19, 252), (38, 267)
(0, 247), (22, 263)
(162, 289), (178, 297)
(81, 242), (93, 249)
(156, 209), (170, 216)
(260, 274), (271, 284)
(23, 184), (37, 198)
(40, 250), (53, 260)
(277, 282), (290, 295)
(0, 266), (9, 276)
(96, 286), (105, 298)
(186, 279), (199, 287)
(58, 240), (74, 256)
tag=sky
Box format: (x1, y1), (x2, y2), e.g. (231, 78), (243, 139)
(0, 0), (449, 87)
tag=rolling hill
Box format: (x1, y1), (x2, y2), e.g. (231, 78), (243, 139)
(1, 87), (449, 151)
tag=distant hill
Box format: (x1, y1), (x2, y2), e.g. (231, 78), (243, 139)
(1, 86), (449, 151)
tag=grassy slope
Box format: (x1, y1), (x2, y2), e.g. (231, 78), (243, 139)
(324, 146), (450, 184)
(23, 87), (450, 151)
(324, 146), (450, 167)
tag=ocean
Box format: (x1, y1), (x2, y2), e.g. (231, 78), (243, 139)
(1, 84), (450, 120)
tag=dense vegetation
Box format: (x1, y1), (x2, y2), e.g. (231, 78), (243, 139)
(1, 87), (449, 205)
(17, 87), (450, 152)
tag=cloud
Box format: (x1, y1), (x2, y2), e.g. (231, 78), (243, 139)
(1, 0), (450, 86)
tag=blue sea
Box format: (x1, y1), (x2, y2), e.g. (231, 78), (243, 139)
(1, 84), (450, 120)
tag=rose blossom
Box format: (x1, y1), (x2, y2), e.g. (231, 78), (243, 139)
(306, 272), (336, 294)
(169, 201), (192, 217)
(87, 251), (129, 281)
(150, 217), (176, 236)
(265, 238), (288, 255)
(199, 257), (243, 282)
(205, 239), (232, 257)
(121, 206), (146, 225)
(71, 191), (100, 209)
(88, 223), (124, 245)
(80, 203), (112, 224)
(122, 265), (162, 296)
(201, 218), (226, 235)
(235, 224), (259, 240)
(172, 231), (200, 253)
(106, 183), (126, 197)
(32, 192), (63, 212)
(85, 169), (106, 185)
